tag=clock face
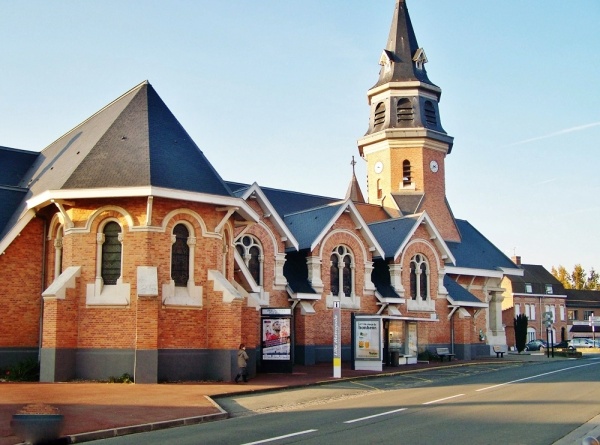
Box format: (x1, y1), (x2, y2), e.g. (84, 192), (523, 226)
(374, 161), (384, 174)
(429, 160), (439, 173)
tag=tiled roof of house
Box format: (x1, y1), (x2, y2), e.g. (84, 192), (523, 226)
(506, 264), (566, 295)
(284, 203), (344, 251)
(443, 276), (484, 305)
(368, 216), (419, 259)
(565, 289), (600, 308)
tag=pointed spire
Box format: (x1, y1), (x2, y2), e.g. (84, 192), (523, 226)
(373, 0), (434, 88)
(345, 156), (365, 203)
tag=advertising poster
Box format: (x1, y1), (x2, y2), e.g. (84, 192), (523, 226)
(262, 318), (291, 361)
(354, 318), (381, 361)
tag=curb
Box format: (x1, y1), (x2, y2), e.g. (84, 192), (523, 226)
(61, 396), (228, 444)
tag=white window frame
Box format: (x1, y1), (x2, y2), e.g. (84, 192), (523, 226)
(407, 254), (435, 312)
(235, 235), (264, 287)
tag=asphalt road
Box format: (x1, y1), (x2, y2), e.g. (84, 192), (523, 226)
(91, 358), (600, 445)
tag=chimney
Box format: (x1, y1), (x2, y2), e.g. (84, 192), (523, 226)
(511, 256), (521, 266)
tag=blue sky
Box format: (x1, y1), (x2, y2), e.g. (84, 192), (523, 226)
(2, 1), (599, 273)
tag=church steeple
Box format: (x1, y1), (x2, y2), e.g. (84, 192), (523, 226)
(345, 156), (365, 203)
(357, 0), (460, 242)
(373, 0), (434, 88)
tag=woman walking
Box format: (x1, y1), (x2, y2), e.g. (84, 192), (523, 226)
(234, 343), (249, 383)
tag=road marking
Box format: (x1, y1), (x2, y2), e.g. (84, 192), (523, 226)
(344, 408), (407, 424)
(241, 429), (318, 445)
(477, 361), (600, 392)
(422, 394), (465, 405)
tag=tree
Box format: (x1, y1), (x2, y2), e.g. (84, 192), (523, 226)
(514, 314), (528, 353)
(551, 265), (572, 289)
(572, 264), (587, 290)
(587, 268), (599, 290)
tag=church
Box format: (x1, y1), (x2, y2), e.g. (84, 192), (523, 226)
(0, 0), (522, 383)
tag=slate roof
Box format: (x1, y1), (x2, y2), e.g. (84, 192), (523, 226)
(565, 289), (600, 309)
(506, 264), (566, 295)
(21, 81), (232, 197)
(368, 216), (419, 259)
(391, 193), (423, 216)
(0, 146), (39, 237)
(443, 276), (484, 306)
(371, 259), (401, 298)
(446, 220), (517, 271)
(372, 0), (435, 89)
(284, 203), (344, 251)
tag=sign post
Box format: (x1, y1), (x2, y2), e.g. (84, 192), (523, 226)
(333, 300), (341, 378)
(543, 311), (553, 358)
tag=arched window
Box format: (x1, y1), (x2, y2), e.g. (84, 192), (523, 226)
(397, 98), (414, 123)
(377, 179), (383, 200)
(373, 102), (386, 130)
(101, 221), (122, 285)
(54, 225), (64, 280)
(171, 223), (190, 287)
(235, 235), (263, 286)
(409, 254), (429, 301)
(330, 245), (354, 298)
(424, 101), (437, 127)
(402, 160), (412, 186)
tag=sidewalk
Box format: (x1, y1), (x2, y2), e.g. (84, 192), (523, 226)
(0, 353), (574, 445)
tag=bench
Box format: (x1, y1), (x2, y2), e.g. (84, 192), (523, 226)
(435, 347), (455, 362)
(492, 345), (508, 358)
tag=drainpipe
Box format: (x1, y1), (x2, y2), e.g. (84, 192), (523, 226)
(38, 217), (47, 363)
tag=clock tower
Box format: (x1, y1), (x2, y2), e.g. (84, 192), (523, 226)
(358, 0), (459, 241)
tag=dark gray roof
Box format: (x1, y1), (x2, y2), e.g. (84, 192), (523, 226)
(283, 251), (317, 294)
(368, 216), (418, 258)
(373, 0), (435, 88)
(565, 289), (600, 309)
(444, 276), (483, 305)
(391, 193), (423, 216)
(262, 187), (339, 217)
(0, 146), (39, 237)
(371, 259), (401, 298)
(284, 203), (343, 250)
(20, 81), (232, 197)
(506, 264), (565, 295)
(447, 220), (517, 271)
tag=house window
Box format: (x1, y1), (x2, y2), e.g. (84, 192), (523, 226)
(527, 327), (536, 343)
(560, 305), (565, 321)
(402, 160), (412, 186)
(409, 254), (429, 301)
(584, 310), (594, 320)
(374, 102), (386, 130)
(101, 221), (122, 285)
(397, 98), (414, 123)
(424, 101), (437, 127)
(530, 304), (536, 320)
(568, 310), (577, 321)
(525, 283), (533, 293)
(235, 235), (263, 286)
(171, 224), (190, 287)
(514, 304), (520, 316)
(330, 245), (354, 298)
(545, 284), (553, 294)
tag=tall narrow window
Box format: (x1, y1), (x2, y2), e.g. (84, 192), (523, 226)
(235, 235), (263, 286)
(171, 223), (190, 287)
(409, 254), (429, 300)
(101, 222), (122, 285)
(424, 101), (437, 126)
(396, 98), (414, 123)
(330, 245), (354, 298)
(402, 160), (412, 186)
(377, 179), (383, 200)
(373, 102), (386, 130)
(54, 225), (64, 280)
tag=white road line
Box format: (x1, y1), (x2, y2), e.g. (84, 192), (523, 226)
(422, 394), (465, 405)
(477, 361), (600, 392)
(344, 408), (407, 424)
(241, 429), (318, 445)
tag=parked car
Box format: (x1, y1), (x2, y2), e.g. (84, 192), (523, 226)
(525, 339), (548, 351)
(569, 338), (595, 348)
(553, 340), (576, 350)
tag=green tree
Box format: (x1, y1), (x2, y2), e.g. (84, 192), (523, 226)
(514, 314), (528, 353)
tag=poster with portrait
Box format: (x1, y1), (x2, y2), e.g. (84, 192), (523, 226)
(354, 318), (381, 361)
(262, 317), (291, 361)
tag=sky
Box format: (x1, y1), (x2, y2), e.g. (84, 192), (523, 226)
(2, 1), (599, 274)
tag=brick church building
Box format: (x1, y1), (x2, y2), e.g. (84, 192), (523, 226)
(0, 0), (522, 383)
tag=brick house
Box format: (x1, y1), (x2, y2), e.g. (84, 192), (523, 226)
(0, 0), (522, 383)
(565, 289), (600, 339)
(501, 257), (568, 347)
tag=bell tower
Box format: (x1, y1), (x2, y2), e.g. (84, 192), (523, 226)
(358, 0), (459, 241)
